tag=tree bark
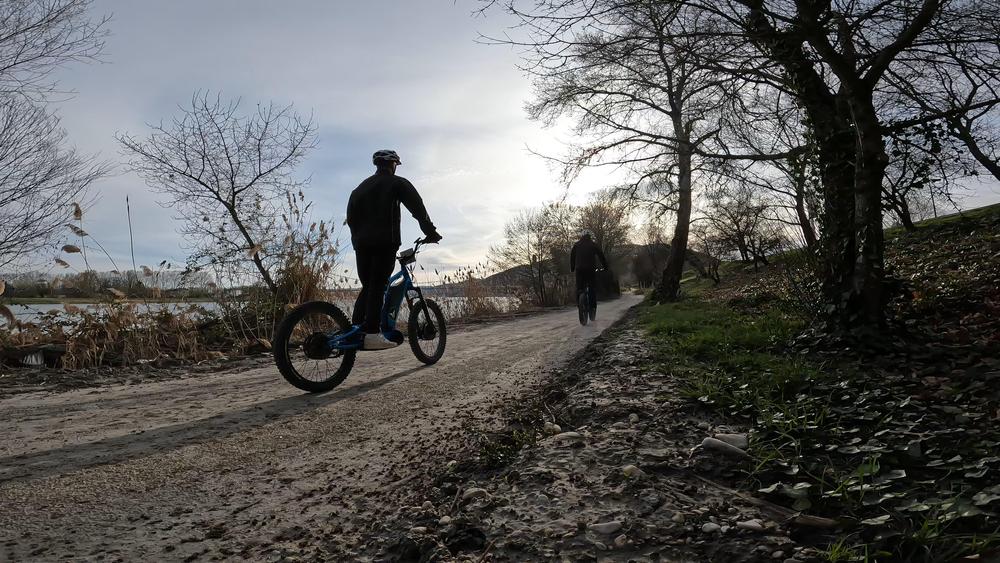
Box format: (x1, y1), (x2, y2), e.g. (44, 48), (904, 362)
(793, 174), (818, 250)
(851, 96), (889, 327)
(653, 146), (693, 301)
(815, 121), (859, 330)
(895, 196), (916, 231)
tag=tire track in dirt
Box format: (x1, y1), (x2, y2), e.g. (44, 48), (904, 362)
(0, 296), (640, 561)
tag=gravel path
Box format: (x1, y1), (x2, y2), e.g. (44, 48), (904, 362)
(0, 295), (640, 562)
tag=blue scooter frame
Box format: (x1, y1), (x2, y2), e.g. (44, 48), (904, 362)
(325, 240), (430, 351)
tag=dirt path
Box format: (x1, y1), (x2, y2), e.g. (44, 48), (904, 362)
(0, 295), (640, 562)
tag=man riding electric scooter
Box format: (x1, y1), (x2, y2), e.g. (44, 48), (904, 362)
(346, 149), (441, 350)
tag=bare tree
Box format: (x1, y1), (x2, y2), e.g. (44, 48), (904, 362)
(0, 0), (109, 268)
(489, 202), (581, 306)
(490, 1), (749, 302)
(486, 0), (1000, 330)
(118, 92), (318, 295)
(576, 190), (632, 268)
(717, 98), (822, 252)
(884, 18), (1000, 181)
(0, 0), (110, 99)
(632, 216), (669, 288)
(704, 182), (788, 269)
(944, 111), (1000, 182)
(882, 124), (971, 230)
(541, 201), (578, 282)
(688, 222), (723, 283)
(489, 208), (557, 306)
(711, 0), (1000, 329)
(0, 96), (106, 268)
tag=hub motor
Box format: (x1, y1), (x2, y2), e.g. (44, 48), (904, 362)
(302, 332), (334, 360)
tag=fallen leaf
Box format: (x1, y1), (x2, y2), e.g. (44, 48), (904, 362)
(861, 514), (892, 526)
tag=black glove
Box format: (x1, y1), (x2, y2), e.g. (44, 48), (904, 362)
(423, 232), (443, 244)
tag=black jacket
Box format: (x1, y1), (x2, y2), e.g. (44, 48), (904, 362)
(346, 171), (438, 248)
(571, 237), (608, 272)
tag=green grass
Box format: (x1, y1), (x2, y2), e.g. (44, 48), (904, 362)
(642, 300), (818, 428)
(886, 201), (1000, 237)
(645, 300), (798, 356)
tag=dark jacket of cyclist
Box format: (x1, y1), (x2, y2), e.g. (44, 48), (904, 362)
(570, 232), (608, 312)
(346, 150), (441, 350)
(347, 172), (437, 249)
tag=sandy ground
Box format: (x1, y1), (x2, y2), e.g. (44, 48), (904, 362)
(371, 319), (819, 563)
(0, 295), (640, 562)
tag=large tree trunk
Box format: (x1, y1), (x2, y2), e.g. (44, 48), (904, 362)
(741, 7), (893, 334)
(851, 97), (889, 327)
(815, 121), (859, 330)
(653, 147), (692, 302)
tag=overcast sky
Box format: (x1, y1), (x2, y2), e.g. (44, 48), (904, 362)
(47, 0), (611, 277)
(45, 0), (1000, 278)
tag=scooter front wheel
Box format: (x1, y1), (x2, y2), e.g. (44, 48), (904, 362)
(408, 298), (447, 364)
(274, 301), (357, 393)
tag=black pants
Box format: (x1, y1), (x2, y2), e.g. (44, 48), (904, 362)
(353, 245), (398, 333)
(575, 269), (597, 310)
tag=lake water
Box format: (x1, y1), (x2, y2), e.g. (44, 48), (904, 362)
(6, 302), (221, 323)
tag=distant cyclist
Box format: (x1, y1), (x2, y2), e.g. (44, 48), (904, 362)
(570, 230), (609, 319)
(346, 150), (442, 350)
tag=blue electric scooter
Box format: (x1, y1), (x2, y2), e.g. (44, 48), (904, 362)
(273, 238), (446, 393)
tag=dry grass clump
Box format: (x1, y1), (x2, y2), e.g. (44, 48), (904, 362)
(1, 297), (223, 369)
(210, 192), (342, 346)
(456, 271), (507, 318)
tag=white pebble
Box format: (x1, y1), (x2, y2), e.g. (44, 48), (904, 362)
(587, 521), (623, 534)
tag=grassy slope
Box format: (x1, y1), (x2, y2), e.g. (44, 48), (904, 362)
(641, 204), (1000, 562)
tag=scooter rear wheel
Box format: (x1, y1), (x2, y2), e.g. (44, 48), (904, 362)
(274, 301), (357, 393)
(578, 292), (589, 325)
